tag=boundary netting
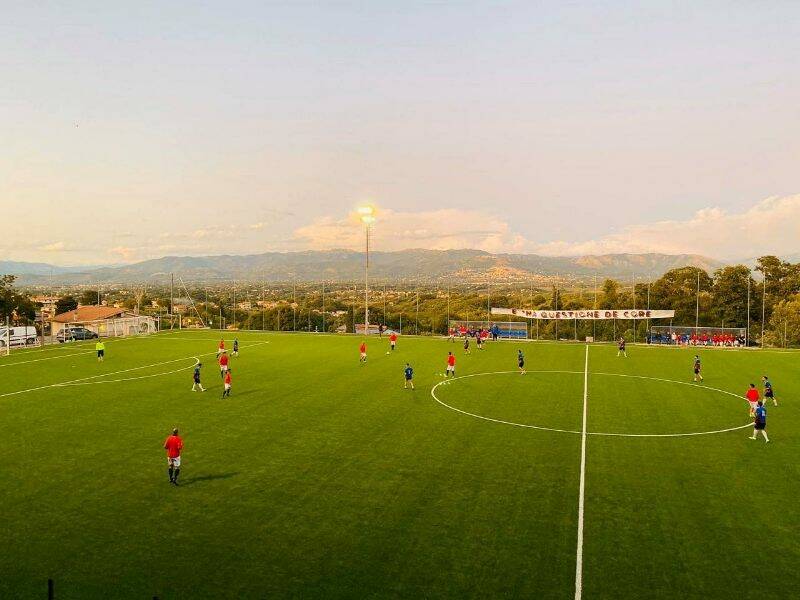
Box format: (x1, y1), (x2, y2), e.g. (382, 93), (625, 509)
(448, 320), (528, 339)
(649, 325), (747, 346)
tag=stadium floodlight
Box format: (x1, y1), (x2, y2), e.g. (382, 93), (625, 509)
(357, 205), (376, 331)
(358, 205), (375, 224)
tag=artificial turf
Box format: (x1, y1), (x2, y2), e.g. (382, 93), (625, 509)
(0, 331), (797, 598)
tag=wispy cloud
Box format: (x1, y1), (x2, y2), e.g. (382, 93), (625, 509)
(290, 196), (800, 259)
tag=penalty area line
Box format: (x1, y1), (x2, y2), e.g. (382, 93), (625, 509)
(0, 341), (269, 398)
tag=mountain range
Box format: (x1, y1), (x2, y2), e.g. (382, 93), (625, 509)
(3, 250), (725, 285)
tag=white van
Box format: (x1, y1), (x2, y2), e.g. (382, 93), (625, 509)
(0, 326), (39, 347)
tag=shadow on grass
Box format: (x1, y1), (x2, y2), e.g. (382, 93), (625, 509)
(181, 472), (240, 486)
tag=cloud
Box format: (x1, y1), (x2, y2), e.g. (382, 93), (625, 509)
(534, 195), (800, 259)
(37, 241), (66, 252)
(292, 208), (532, 253)
(108, 246), (137, 261)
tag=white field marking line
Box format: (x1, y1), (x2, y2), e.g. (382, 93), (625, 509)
(429, 370), (753, 437)
(429, 370), (584, 434)
(0, 337), (269, 368)
(57, 358), (200, 387)
(575, 345), (588, 600)
(0, 339), (126, 362)
(143, 338), (271, 343)
(0, 341), (269, 398)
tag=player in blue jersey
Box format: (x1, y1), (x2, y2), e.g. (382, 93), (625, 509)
(617, 337), (627, 357)
(232, 338), (239, 357)
(693, 355), (703, 382)
(750, 400), (769, 442)
(191, 362), (205, 392)
(404, 363), (415, 390)
(517, 349), (526, 374)
(762, 375), (777, 406)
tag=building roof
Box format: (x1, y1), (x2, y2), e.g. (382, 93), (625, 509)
(51, 305), (127, 323)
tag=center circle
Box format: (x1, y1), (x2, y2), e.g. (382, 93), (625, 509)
(430, 371), (753, 438)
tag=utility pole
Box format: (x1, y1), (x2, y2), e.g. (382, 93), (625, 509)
(486, 280), (490, 325)
(447, 282), (450, 334)
(695, 270), (700, 336)
(761, 270), (767, 347)
(170, 273), (174, 316)
(416, 287), (420, 335)
(593, 275), (597, 342)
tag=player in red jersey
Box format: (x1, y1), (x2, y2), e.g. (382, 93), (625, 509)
(218, 351), (229, 379)
(446, 351), (456, 377)
(222, 370), (232, 398)
(164, 428), (183, 486)
(745, 383), (759, 417)
(216, 338), (225, 357)
(389, 332), (398, 351)
(360, 341), (367, 363)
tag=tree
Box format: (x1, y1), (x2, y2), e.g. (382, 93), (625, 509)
(0, 275), (36, 323)
(79, 290), (99, 306)
(650, 267), (714, 324)
(600, 279), (619, 308)
(763, 294), (800, 348)
(754, 256), (800, 325)
(55, 296), (78, 315)
(711, 265), (755, 327)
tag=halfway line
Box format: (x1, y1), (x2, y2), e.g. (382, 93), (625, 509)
(575, 344), (589, 600)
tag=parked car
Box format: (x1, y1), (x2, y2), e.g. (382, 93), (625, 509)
(0, 326), (39, 347)
(56, 327), (98, 342)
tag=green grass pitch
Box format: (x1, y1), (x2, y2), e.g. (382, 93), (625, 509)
(1, 331), (798, 598)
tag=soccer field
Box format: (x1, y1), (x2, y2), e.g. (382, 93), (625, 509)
(1, 331), (798, 599)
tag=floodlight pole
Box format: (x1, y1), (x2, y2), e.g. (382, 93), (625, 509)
(761, 270), (767, 347)
(446, 282), (450, 334)
(632, 272), (636, 343)
(746, 275), (751, 346)
(364, 221), (370, 333)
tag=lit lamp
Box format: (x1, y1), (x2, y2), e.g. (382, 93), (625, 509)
(357, 205), (376, 333)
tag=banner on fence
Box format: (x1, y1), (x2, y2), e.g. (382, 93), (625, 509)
(491, 308), (675, 320)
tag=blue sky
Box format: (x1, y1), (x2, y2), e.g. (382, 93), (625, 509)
(2, 1), (799, 263)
